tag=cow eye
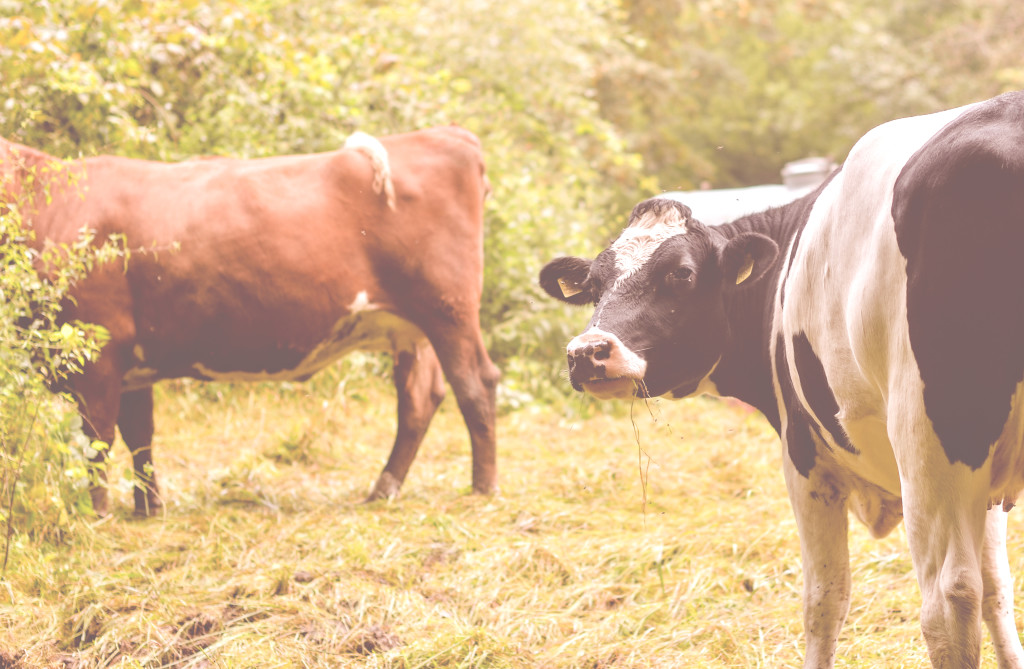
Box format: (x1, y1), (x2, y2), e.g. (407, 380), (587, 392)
(666, 267), (695, 288)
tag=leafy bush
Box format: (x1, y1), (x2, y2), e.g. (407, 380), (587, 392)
(0, 167), (117, 566)
(0, 0), (651, 404)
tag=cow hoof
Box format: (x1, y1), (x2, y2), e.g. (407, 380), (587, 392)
(133, 499), (164, 518)
(365, 471), (402, 502)
(89, 486), (110, 518)
(471, 476), (498, 496)
(133, 484), (163, 517)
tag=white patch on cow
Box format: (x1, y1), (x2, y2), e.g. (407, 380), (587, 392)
(188, 362), (312, 384)
(610, 206), (688, 291)
(691, 360), (721, 397)
(348, 290), (378, 313)
(567, 326), (648, 379)
(567, 327), (647, 401)
(122, 367), (160, 390)
(990, 379), (1024, 510)
(666, 358), (721, 399)
(133, 344), (145, 361)
(344, 131), (397, 210)
(694, 376), (719, 396)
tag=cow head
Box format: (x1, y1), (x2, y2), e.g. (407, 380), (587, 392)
(539, 198), (778, 400)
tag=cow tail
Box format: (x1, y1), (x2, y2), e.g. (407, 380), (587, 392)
(343, 131), (397, 211)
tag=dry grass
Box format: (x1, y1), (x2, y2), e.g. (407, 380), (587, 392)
(1, 363), (1022, 667)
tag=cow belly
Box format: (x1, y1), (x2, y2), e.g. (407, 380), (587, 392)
(121, 309), (426, 389)
(832, 414), (901, 495)
(826, 378), (1024, 531)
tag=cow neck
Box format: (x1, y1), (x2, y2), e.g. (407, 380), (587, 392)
(709, 203), (811, 435)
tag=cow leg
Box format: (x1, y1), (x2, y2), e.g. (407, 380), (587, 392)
(981, 507), (1024, 669)
(118, 387), (162, 516)
(782, 432), (852, 669)
(74, 364), (124, 518)
(901, 476), (988, 669)
(892, 417), (989, 668)
(423, 325), (500, 495)
(367, 342), (447, 501)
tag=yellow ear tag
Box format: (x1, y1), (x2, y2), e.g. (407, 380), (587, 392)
(558, 277), (584, 298)
(735, 254), (755, 285)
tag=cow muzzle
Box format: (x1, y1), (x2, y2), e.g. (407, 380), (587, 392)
(566, 328), (648, 400)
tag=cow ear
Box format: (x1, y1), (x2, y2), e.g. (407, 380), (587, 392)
(719, 233), (778, 287)
(539, 256), (593, 305)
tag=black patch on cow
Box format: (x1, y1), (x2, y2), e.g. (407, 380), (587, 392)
(775, 333), (816, 476)
(893, 91), (1024, 469)
(792, 333), (859, 455)
(567, 342), (608, 391)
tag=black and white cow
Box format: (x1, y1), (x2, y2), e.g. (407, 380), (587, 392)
(539, 90), (1024, 668)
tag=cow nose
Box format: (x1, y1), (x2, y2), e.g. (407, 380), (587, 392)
(567, 332), (613, 376)
(565, 329), (648, 398)
(568, 336), (611, 367)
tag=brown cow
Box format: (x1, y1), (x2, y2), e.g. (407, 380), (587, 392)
(1, 126), (499, 516)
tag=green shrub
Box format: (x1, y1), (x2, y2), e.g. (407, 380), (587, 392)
(0, 171), (118, 567)
(0, 0), (650, 407)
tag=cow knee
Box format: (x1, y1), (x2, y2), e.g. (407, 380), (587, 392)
(462, 359), (500, 406)
(921, 565), (984, 666)
(426, 353), (447, 408)
(451, 359), (498, 405)
(940, 566), (982, 618)
(481, 360), (501, 391)
(428, 378), (446, 409)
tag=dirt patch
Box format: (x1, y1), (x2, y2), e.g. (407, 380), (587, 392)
(298, 619), (350, 651)
(62, 603), (106, 648)
(342, 624), (402, 655)
(154, 608), (226, 666)
(422, 542), (462, 569)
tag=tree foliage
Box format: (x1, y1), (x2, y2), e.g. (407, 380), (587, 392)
(1, 0), (1022, 411)
(606, 0), (1024, 188)
(1, 0), (648, 392)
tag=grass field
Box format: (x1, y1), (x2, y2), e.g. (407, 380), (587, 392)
(2, 361), (1023, 667)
